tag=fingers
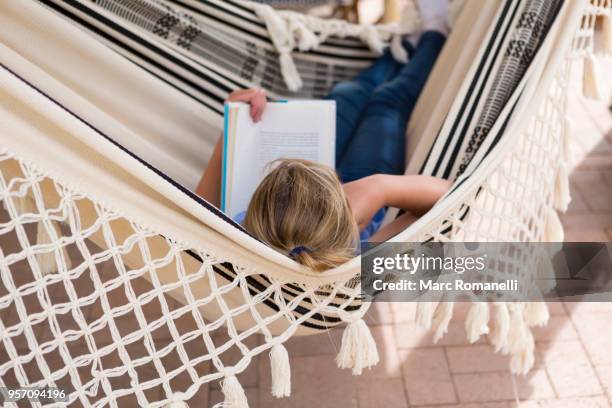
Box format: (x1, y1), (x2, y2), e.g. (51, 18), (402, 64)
(250, 89), (267, 122)
(226, 88), (267, 122)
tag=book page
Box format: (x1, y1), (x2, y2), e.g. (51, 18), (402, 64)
(223, 101), (335, 218)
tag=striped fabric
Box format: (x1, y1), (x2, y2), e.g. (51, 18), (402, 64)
(38, 0), (376, 118)
(419, 0), (563, 182)
(32, 0), (563, 331)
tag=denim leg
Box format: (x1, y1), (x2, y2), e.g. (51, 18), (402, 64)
(324, 50), (402, 163)
(338, 31), (446, 182)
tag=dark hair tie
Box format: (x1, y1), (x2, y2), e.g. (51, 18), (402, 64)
(288, 246), (311, 259)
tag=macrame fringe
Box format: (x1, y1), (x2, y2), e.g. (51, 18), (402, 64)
(505, 304), (535, 375)
(390, 0), (420, 62)
(336, 318), (379, 375)
(278, 53), (302, 92)
(221, 375), (249, 408)
(603, 14), (612, 55)
(251, 2), (423, 90)
(359, 25), (385, 55)
(415, 302), (435, 329)
(465, 303), (489, 343)
(432, 302), (454, 343)
(164, 392), (189, 408)
(544, 208), (564, 242)
(390, 34), (409, 63)
(270, 344), (291, 398)
(510, 329), (535, 376)
(489, 303), (510, 352)
(582, 54), (602, 100)
(524, 302), (550, 328)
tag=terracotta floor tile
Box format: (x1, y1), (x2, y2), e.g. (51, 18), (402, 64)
(453, 370), (554, 402)
(390, 302), (417, 323)
(356, 378), (408, 408)
(514, 396), (611, 407)
(259, 355), (358, 408)
(446, 345), (510, 374)
(400, 348), (457, 405)
(393, 321), (431, 348)
(563, 301), (612, 315)
(563, 229), (610, 242)
(559, 213), (612, 230)
(538, 340), (603, 398)
(531, 315), (578, 342)
(593, 365), (612, 406)
(365, 302), (395, 325)
(545, 302), (566, 316)
(282, 328), (343, 357)
(417, 403), (510, 408)
(569, 311), (612, 365)
(566, 190), (590, 213)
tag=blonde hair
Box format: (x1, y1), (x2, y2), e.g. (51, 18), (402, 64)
(244, 159), (359, 271)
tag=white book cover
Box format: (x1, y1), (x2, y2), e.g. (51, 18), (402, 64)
(221, 100), (336, 218)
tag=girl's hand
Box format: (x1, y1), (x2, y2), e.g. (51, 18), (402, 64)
(226, 88), (267, 122)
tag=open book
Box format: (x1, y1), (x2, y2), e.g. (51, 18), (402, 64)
(222, 100), (336, 218)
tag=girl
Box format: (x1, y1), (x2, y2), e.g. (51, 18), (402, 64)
(197, 1), (452, 271)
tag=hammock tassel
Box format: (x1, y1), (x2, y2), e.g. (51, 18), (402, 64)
(603, 14), (612, 56)
(336, 318), (379, 375)
(270, 344), (291, 398)
(359, 25), (385, 55)
(554, 164), (570, 213)
(505, 304), (527, 354)
(415, 302), (435, 329)
(432, 302), (454, 343)
(489, 303), (510, 352)
(390, 34), (409, 64)
(279, 53), (303, 92)
(524, 302), (549, 328)
(465, 303), (489, 343)
(544, 208), (564, 242)
(164, 392), (189, 408)
(510, 329), (535, 376)
(582, 54), (603, 100)
(221, 374), (249, 408)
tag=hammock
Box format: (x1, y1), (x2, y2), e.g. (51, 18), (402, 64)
(0, 0), (610, 406)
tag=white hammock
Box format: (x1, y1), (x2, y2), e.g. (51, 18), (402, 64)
(0, 0), (610, 407)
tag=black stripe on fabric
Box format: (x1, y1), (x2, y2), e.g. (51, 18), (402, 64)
(184, 251), (346, 330)
(429, 0), (520, 177)
(449, 0), (563, 179)
(442, 0), (562, 179)
(170, 0), (377, 60)
(40, 0), (232, 104)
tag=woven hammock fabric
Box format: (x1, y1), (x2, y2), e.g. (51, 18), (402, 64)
(1, 0), (609, 406)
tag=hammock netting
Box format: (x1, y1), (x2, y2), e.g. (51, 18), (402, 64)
(0, 0), (610, 406)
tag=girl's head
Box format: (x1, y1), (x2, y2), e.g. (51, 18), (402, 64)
(244, 159), (359, 271)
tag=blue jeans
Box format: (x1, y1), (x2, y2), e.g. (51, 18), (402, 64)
(325, 31), (446, 183)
